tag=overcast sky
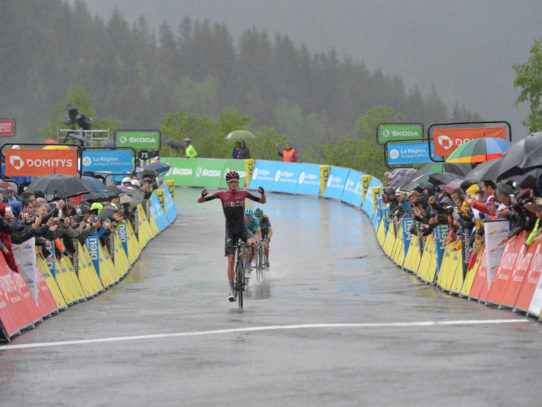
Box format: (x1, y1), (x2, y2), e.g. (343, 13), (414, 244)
(79, 0), (542, 138)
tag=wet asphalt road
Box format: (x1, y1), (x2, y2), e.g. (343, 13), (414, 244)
(1, 188), (542, 406)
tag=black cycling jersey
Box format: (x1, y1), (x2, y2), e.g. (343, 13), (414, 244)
(204, 189), (260, 232)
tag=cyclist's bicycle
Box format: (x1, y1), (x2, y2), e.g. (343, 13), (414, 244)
(254, 240), (266, 281)
(234, 241), (249, 309)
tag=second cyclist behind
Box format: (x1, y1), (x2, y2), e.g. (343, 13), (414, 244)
(243, 208), (262, 276)
(197, 171), (266, 302)
(254, 207), (272, 266)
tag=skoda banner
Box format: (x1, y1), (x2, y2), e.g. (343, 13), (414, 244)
(82, 149), (134, 173)
(323, 166), (350, 200)
(162, 158), (247, 188)
(377, 123), (423, 144)
(115, 130), (161, 150)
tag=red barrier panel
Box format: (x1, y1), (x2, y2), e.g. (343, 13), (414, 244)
(500, 239), (537, 308)
(11, 269), (42, 325)
(468, 249), (488, 300)
(514, 241), (542, 312)
(0, 263), (35, 330)
(0, 281), (20, 338)
(35, 264), (59, 318)
(486, 233), (526, 306)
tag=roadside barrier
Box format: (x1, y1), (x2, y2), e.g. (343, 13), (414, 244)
(0, 184), (177, 341)
(212, 158), (542, 322)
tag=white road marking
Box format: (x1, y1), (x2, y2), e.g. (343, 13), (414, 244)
(0, 319), (529, 351)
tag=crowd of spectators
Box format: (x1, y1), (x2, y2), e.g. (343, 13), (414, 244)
(382, 168), (542, 257)
(0, 172), (161, 274)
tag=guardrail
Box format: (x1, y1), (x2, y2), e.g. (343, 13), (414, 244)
(0, 185), (178, 341)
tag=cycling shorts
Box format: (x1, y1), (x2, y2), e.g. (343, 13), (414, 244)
(225, 226), (249, 256)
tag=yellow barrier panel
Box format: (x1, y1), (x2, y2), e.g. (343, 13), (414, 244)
(450, 257), (465, 294)
(319, 165), (330, 196)
(148, 212), (160, 238)
(372, 186), (382, 214)
(60, 257), (89, 299)
(383, 224), (396, 257)
(51, 258), (77, 304)
(417, 236), (433, 281)
(425, 235), (438, 283)
(444, 248), (462, 291)
(404, 234), (420, 273)
(126, 221), (142, 265)
(376, 218), (386, 247)
(97, 243), (117, 287)
(436, 244), (454, 288)
(78, 243), (104, 294)
(136, 204), (153, 247)
(112, 234), (130, 278)
(362, 175), (371, 202)
(37, 256), (67, 309)
(165, 179), (175, 198)
(155, 189), (166, 214)
(101, 243), (121, 283)
(460, 250), (482, 296)
(60, 257), (85, 301)
(245, 159), (255, 187)
(392, 224), (405, 267)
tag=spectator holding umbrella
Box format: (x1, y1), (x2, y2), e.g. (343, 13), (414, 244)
(232, 141), (241, 159)
(238, 141), (251, 159)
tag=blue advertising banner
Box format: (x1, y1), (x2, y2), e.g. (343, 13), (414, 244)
(372, 197), (383, 230)
(433, 224), (450, 276)
(271, 162), (302, 194)
(117, 222), (128, 255)
(386, 142), (440, 165)
(294, 163), (321, 196)
(251, 160), (280, 192)
(382, 207), (390, 233)
(323, 166), (350, 200)
(85, 235), (100, 277)
(150, 194), (169, 232)
(160, 186), (178, 224)
(401, 217), (414, 258)
(82, 150), (133, 173)
(361, 178), (383, 219)
(340, 170), (364, 207)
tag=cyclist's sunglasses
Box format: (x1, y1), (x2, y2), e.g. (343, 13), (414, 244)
(227, 180), (239, 184)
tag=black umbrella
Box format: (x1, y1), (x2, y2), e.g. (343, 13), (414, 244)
(164, 138), (184, 150)
(401, 173), (432, 192)
(117, 186), (145, 208)
(81, 175), (109, 193)
(26, 174), (91, 198)
(145, 162), (171, 174)
(500, 167), (542, 189)
(428, 172), (458, 187)
(81, 191), (110, 203)
(106, 185), (123, 198)
(496, 131), (542, 181)
(142, 167), (158, 177)
(99, 204), (118, 221)
(464, 158), (503, 181)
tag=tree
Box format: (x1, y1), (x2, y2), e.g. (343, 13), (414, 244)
(513, 38), (542, 132)
(39, 87), (122, 144)
(311, 106), (405, 180)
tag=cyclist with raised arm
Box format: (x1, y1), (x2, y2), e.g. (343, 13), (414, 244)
(197, 171), (266, 302)
(254, 208), (273, 266)
(243, 208), (262, 276)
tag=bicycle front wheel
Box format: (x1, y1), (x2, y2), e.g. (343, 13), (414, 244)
(235, 256), (245, 309)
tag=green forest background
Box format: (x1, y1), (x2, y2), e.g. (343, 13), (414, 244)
(1, 0), (486, 179)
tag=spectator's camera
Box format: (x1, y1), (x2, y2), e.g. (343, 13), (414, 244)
(535, 197), (542, 207)
(23, 212), (36, 225)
